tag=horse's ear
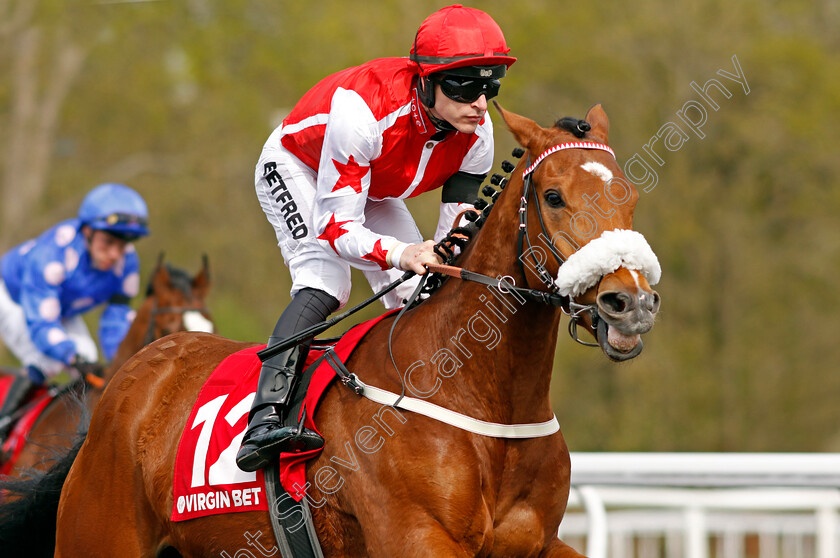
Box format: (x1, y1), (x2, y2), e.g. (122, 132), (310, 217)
(493, 101), (549, 151)
(152, 250), (166, 274)
(152, 258), (171, 294)
(192, 255), (211, 299)
(584, 104), (610, 144)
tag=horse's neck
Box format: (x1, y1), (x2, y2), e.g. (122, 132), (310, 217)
(105, 298), (153, 381)
(407, 198), (562, 421)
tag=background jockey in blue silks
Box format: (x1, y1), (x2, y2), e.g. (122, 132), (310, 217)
(0, 183), (149, 423)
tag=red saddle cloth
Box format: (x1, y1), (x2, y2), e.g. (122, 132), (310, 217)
(0, 376), (51, 476)
(171, 312), (391, 522)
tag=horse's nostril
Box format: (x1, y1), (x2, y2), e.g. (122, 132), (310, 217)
(598, 292), (630, 314)
(649, 291), (661, 313)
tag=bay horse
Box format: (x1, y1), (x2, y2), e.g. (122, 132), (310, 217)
(21, 104), (658, 557)
(0, 255), (213, 478)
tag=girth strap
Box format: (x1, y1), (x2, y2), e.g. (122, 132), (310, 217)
(264, 462), (324, 558)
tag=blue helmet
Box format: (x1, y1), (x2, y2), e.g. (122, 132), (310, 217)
(78, 183), (149, 239)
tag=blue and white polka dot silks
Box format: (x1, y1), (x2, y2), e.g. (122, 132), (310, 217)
(0, 218), (140, 364)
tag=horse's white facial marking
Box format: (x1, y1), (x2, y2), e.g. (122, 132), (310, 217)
(581, 162), (613, 183)
(184, 310), (214, 333)
(628, 269), (642, 290)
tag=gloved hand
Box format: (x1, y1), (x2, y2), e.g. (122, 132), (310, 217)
(69, 356), (105, 387)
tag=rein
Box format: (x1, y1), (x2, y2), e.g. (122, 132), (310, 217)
(426, 263), (599, 347)
(369, 269), (562, 439)
(425, 263), (567, 307)
(257, 271), (416, 361)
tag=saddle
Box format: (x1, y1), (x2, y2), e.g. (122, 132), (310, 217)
(0, 375), (51, 474)
(171, 310), (393, 523)
(0, 366), (105, 474)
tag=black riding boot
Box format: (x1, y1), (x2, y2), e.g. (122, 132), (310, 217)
(0, 374), (36, 436)
(236, 288), (339, 472)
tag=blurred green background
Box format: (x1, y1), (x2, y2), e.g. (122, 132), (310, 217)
(1, 0), (838, 452)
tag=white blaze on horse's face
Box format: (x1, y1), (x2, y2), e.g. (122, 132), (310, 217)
(580, 161), (613, 183)
(183, 311), (214, 333)
(627, 269), (643, 289)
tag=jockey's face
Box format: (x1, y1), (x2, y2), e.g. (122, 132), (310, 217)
(83, 227), (131, 271)
(429, 84), (488, 135)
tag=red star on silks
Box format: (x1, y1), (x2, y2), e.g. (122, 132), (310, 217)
(361, 239), (389, 270)
(331, 155), (369, 193)
(317, 214), (352, 254)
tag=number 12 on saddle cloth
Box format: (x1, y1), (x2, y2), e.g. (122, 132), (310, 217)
(171, 313), (390, 521)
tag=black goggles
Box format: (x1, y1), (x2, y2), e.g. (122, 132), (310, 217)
(433, 75), (501, 104)
(104, 213), (148, 227)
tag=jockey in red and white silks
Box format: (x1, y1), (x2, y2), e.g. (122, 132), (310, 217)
(238, 5), (518, 471)
(256, 56), (493, 310)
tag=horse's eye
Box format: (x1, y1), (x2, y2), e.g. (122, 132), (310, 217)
(544, 190), (565, 208)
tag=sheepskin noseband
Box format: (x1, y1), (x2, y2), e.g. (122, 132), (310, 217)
(554, 229), (661, 297)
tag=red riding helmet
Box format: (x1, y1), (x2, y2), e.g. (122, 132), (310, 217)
(409, 5), (517, 77)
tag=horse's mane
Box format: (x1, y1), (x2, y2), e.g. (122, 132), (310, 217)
(145, 264), (194, 297)
(554, 116), (591, 138)
(422, 114), (590, 298)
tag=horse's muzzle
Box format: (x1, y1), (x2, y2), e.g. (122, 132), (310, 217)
(595, 287), (660, 361)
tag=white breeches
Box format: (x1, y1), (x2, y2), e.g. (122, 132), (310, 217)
(255, 146), (424, 310)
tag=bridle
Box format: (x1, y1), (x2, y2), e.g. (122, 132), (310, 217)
(432, 140), (618, 347)
(517, 141), (615, 291)
(519, 140), (617, 346)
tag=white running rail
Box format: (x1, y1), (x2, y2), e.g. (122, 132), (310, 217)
(561, 453), (840, 558)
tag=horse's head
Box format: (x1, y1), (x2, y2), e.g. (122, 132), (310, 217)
(494, 103), (660, 361)
(144, 253), (214, 342)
